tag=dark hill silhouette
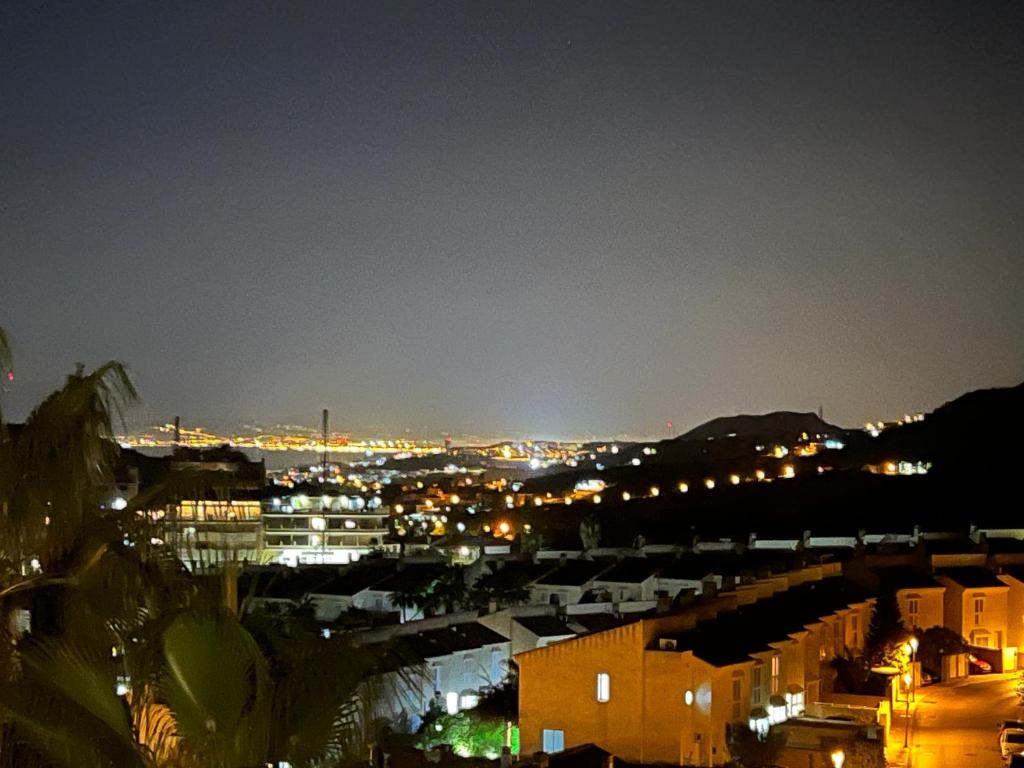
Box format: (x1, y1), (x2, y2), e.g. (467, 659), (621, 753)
(677, 410), (842, 443)
(843, 381), (1024, 473)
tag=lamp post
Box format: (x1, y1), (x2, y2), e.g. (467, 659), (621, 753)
(902, 671), (913, 748)
(909, 637), (919, 703)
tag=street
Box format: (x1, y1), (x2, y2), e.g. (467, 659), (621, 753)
(901, 673), (1022, 767)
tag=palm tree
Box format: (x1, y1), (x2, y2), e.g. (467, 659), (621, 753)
(0, 328), (407, 766)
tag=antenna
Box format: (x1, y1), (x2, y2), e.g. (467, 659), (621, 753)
(321, 408), (329, 481)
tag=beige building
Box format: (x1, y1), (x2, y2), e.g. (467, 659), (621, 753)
(936, 567), (1009, 649)
(874, 566), (946, 631)
(517, 566), (876, 766)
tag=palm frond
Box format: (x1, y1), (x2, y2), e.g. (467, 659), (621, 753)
(159, 612), (271, 767)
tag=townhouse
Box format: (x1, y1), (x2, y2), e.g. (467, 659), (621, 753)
(516, 566), (873, 767)
(936, 566), (1010, 649)
(873, 566), (946, 631)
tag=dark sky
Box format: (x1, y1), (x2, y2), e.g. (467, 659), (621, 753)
(2, 1), (1023, 439)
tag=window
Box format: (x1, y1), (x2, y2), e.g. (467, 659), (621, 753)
(819, 644), (827, 662)
(462, 656), (475, 689)
(770, 655), (780, 695)
(850, 614), (859, 646)
(596, 672), (610, 702)
(431, 665), (442, 694)
(731, 678), (742, 720)
(490, 649), (503, 682)
(907, 596), (920, 624)
(974, 596), (985, 625)
(752, 665), (764, 705)
(542, 729), (565, 753)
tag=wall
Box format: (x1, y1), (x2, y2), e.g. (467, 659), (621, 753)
(896, 586), (945, 632)
(998, 573), (1024, 649)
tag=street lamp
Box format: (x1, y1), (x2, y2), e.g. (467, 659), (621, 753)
(831, 749), (845, 768)
(908, 637), (919, 703)
(902, 672), (913, 748)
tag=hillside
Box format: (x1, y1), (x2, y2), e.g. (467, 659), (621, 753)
(677, 410), (842, 444)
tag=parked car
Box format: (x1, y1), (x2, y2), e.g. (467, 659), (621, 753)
(1000, 720), (1024, 733)
(999, 728), (1024, 760)
(969, 653), (993, 674)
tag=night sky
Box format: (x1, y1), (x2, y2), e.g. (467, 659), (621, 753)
(2, 1), (1022, 439)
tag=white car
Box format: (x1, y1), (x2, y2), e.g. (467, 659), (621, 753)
(1000, 728), (1024, 760)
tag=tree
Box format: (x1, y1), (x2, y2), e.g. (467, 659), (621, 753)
(860, 589), (909, 667)
(0, 329), (404, 767)
(865, 589), (908, 666)
(579, 513), (601, 550)
(389, 567), (464, 617)
(467, 568), (532, 611)
(728, 723), (787, 767)
(915, 626), (968, 678)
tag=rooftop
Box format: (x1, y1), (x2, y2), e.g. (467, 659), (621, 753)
(535, 559), (614, 587)
(658, 577), (872, 667)
(592, 558), (660, 584)
(936, 566), (1007, 589)
(514, 615), (578, 639)
(872, 566), (942, 590)
(396, 621), (508, 660)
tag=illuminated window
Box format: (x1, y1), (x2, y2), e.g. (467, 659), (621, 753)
(770, 656), (780, 695)
(542, 729), (564, 753)
(445, 691), (459, 715)
(596, 672), (610, 702)
(974, 596), (985, 625)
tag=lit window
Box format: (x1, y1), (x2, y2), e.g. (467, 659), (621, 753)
(542, 729), (565, 753)
(770, 656), (780, 695)
(974, 596), (985, 625)
(445, 691), (459, 715)
(596, 672), (610, 702)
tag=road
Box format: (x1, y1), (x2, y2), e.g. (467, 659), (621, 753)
(904, 673), (1022, 767)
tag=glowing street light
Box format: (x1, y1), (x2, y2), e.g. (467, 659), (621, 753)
(831, 749), (845, 768)
(622, 491), (631, 501)
(678, 482), (689, 493)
